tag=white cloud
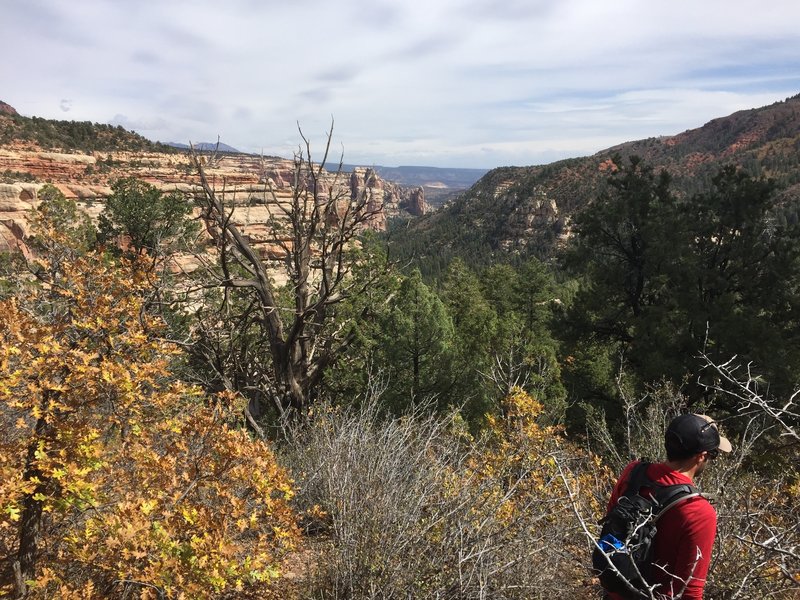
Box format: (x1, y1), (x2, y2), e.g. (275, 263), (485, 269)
(1, 0), (799, 167)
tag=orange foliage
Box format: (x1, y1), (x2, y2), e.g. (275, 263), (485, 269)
(0, 239), (298, 598)
(479, 388), (608, 517)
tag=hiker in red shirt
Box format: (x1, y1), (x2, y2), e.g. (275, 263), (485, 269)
(605, 414), (732, 599)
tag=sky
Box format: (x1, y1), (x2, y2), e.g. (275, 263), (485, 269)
(2, 0), (800, 169)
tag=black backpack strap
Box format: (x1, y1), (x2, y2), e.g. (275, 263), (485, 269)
(623, 462), (700, 514)
(622, 461), (652, 498)
(653, 484), (700, 520)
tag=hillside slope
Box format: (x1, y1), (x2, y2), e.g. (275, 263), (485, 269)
(0, 108), (176, 153)
(394, 94), (800, 274)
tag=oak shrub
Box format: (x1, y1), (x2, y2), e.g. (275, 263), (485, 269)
(0, 213), (298, 598)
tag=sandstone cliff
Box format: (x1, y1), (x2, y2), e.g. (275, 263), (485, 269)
(349, 167), (427, 227)
(0, 140), (423, 266)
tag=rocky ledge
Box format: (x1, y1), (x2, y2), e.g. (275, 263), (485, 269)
(0, 143), (426, 262)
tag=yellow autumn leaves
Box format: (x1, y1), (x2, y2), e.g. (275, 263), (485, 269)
(0, 239), (299, 598)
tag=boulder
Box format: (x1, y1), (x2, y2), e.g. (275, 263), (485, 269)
(0, 183), (41, 212)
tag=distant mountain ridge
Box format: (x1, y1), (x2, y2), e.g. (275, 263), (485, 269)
(342, 164), (488, 207)
(393, 93), (800, 273)
(341, 164), (488, 187)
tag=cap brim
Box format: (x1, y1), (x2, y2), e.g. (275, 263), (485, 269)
(697, 414), (733, 453)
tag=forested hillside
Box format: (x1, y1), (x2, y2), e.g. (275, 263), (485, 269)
(392, 94), (800, 276)
(0, 110), (176, 153)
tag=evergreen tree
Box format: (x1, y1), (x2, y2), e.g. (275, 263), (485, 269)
(481, 260), (567, 422)
(375, 270), (455, 412)
(562, 158), (800, 409)
(440, 258), (497, 423)
(561, 156), (682, 405)
(676, 167), (800, 396)
(98, 177), (197, 258)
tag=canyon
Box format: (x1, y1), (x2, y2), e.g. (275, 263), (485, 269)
(0, 136), (427, 260)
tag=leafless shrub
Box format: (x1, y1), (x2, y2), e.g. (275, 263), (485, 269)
(709, 470), (800, 599)
(698, 355), (800, 598)
(575, 376), (800, 599)
(583, 379), (687, 472)
(280, 392), (599, 599)
(281, 361), (798, 599)
(699, 354), (799, 444)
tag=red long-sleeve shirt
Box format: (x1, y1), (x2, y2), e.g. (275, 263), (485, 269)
(606, 461), (717, 600)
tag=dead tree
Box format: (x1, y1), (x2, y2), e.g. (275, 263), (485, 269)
(189, 124), (384, 422)
(697, 355), (800, 591)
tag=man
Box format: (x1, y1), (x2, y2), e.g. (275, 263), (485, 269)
(605, 414), (732, 599)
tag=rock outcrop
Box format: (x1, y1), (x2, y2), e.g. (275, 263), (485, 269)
(494, 185), (562, 253)
(0, 101), (17, 116)
(349, 167), (426, 224)
(0, 141), (423, 268)
(405, 187), (426, 217)
(0, 182), (42, 254)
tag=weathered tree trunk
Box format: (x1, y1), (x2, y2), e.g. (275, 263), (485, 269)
(15, 416), (48, 598)
(189, 125), (383, 421)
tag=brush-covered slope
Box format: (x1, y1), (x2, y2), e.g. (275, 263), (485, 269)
(0, 106), (176, 153)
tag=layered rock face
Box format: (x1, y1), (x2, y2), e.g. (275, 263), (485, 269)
(0, 142), (421, 264)
(429, 173), (566, 258)
(0, 182), (40, 255)
(349, 167), (427, 223)
(481, 179), (564, 253)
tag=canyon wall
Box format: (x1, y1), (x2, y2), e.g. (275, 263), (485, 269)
(0, 143), (425, 261)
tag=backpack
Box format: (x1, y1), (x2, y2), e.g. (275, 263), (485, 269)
(592, 461), (700, 599)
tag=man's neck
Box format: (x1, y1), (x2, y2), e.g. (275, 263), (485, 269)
(664, 458), (700, 481)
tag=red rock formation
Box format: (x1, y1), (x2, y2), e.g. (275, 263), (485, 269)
(403, 187), (426, 217)
(349, 167), (426, 221)
(0, 101), (18, 116)
(0, 219), (29, 258)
